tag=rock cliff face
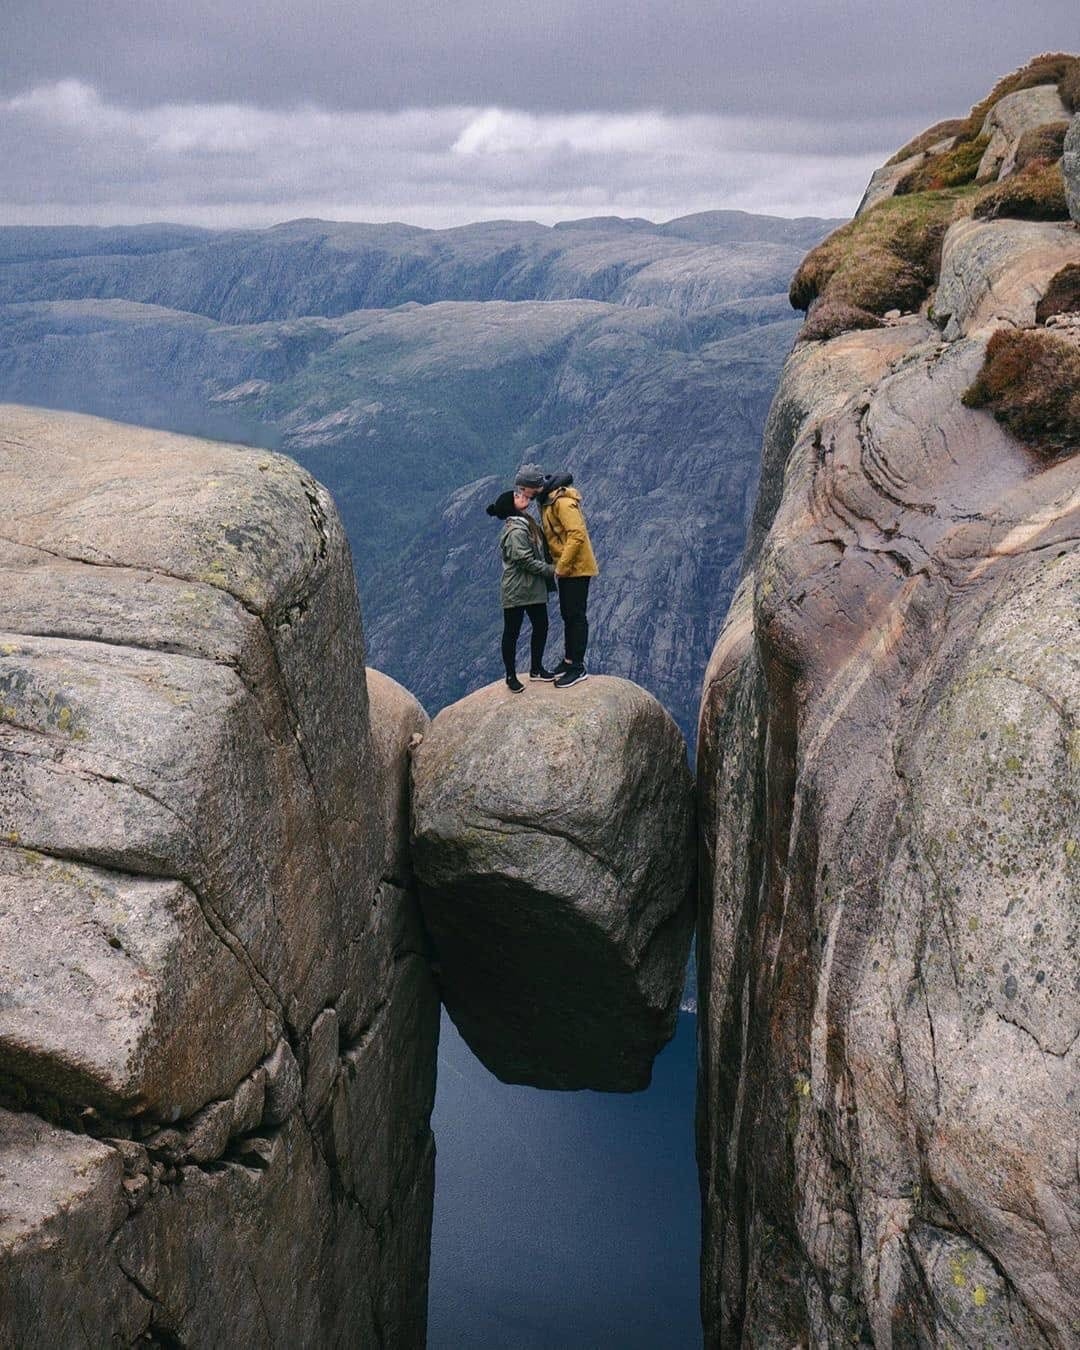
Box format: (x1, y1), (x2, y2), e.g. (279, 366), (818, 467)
(411, 676), (695, 1091)
(0, 406), (439, 1346)
(698, 62), (1079, 1346)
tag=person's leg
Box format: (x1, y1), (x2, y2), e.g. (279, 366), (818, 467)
(556, 578), (573, 668)
(501, 606), (525, 679)
(561, 577), (590, 667)
(525, 603), (549, 675)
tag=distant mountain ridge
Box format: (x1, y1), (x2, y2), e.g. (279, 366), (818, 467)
(0, 209), (839, 743)
(0, 212), (840, 324)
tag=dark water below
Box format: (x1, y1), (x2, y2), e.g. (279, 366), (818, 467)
(427, 1011), (701, 1349)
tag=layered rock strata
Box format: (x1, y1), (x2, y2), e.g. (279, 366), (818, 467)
(0, 406), (438, 1346)
(411, 676), (696, 1091)
(698, 80), (1080, 1347)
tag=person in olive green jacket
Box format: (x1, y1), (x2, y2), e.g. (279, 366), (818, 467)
(486, 488), (556, 693)
(514, 464), (598, 688)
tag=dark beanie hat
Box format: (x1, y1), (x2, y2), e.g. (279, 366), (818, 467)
(485, 489), (519, 520)
(514, 462), (545, 489)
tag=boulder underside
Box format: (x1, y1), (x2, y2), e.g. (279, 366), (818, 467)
(412, 675), (696, 1091)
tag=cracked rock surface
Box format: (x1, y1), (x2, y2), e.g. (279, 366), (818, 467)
(411, 675), (695, 1091)
(698, 122), (1080, 1345)
(0, 405), (438, 1347)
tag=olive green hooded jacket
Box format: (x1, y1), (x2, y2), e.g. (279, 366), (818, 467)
(499, 515), (555, 608)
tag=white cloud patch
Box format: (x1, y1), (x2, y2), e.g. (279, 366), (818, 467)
(0, 80), (900, 227)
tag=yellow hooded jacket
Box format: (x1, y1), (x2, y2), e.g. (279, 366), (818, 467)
(540, 486), (598, 578)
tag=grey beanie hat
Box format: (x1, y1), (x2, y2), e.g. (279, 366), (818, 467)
(514, 462), (545, 489)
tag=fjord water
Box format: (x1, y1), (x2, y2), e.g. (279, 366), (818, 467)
(428, 1011), (700, 1348)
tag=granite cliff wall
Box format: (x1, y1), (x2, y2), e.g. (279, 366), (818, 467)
(0, 407), (439, 1346)
(697, 59), (1079, 1346)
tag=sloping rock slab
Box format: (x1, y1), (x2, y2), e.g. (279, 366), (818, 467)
(411, 675), (694, 1091)
(935, 218), (1080, 338)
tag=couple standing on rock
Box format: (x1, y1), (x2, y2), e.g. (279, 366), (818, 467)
(485, 462), (598, 692)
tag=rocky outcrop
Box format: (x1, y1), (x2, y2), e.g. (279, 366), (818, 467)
(411, 676), (695, 1091)
(1065, 113), (1080, 222)
(0, 406), (438, 1346)
(698, 66), (1079, 1348)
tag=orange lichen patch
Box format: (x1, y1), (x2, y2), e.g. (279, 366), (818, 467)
(790, 186), (982, 315)
(1035, 265), (1080, 325)
(896, 137), (990, 195)
(962, 328), (1080, 457)
(796, 302), (884, 345)
(972, 160), (1070, 222)
(1014, 122), (1071, 170)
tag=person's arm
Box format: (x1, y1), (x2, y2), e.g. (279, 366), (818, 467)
(552, 498), (590, 575)
(505, 524), (555, 577)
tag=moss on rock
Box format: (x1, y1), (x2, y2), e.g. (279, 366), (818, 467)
(971, 160), (1070, 221)
(896, 137), (990, 194)
(1014, 121), (1071, 170)
(962, 327), (1080, 456)
(1035, 264), (1080, 324)
(790, 186), (981, 314)
(796, 301), (885, 344)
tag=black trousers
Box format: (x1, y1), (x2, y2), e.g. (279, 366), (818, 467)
(502, 603), (548, 677)
(557, 576), (590, 666)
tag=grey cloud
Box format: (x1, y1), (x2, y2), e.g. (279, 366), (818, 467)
(0, 83), (891, 226)
(2, 0), (1077, 124)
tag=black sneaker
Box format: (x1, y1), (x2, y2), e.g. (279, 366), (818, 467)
(554, 665), (588, 689)
(554, 657), (573, 674)
(530, 667), (556, 681)
(505, 675), (524, 693)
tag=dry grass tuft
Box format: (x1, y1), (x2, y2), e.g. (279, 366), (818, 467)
(959, 53), (1079, 141)
(1014, 121), (1070, 170)
(789, 186), (981, 314)
(1060, 60), (1080, 112)
(889, 55), (1079, 168)
(887, 120), (969, 168)
(962, 328), (1080, 456)
(796, 302), (885, 344)
(971, 159), (1070, 221)
(1035, 265), (1080, 324)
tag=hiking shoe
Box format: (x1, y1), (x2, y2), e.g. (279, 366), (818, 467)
(530, 667), (556, 681)
(505, 675), (524, 693)
(554, 666), (588, 689)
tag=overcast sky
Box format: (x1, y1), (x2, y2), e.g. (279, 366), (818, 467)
(3, 2), (1077, 228)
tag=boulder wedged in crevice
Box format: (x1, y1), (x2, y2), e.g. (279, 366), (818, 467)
(411, 675), (695, 1091)
(698, 62), (1080, 1348)
(0, 406), (438, 1347)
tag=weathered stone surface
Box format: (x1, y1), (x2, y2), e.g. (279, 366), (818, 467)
(0, 848), (267, 1119)
(0, 405), (439, 1345)
(935, 217), (1080, 338)
(366, 666), (429, 883)
(412, 675), (695, 1091)
(978, 84), (1071, 181)
(1065, 113), (1080, 223)
(0, 1109), (146, 1344)
(699, 160), (1080, 1344)
(855, 151), (926, 215)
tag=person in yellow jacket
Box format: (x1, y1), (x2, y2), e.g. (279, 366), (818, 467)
(514, 463), (598, 688)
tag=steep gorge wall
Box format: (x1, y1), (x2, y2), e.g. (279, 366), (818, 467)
(698, 65), (1079, 1346)
(0, 407), (439, 1346)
